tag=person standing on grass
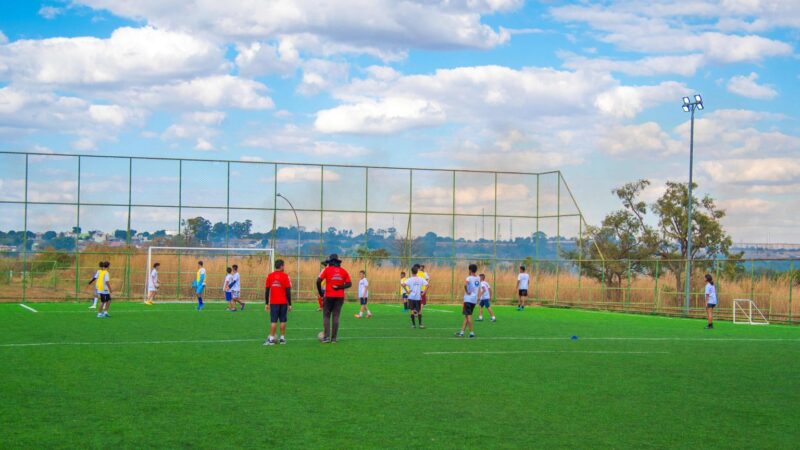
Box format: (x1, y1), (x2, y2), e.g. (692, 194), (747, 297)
(316, 261), (328, 311)
(193, 261), (206, 311)
(264, 259), (292, 345)
(96, 261), (112, 318)
(145, 262), (160, 305)
(516, 265), (530, 311)
(231, 264), (245, 311)
(456, 264), (480, 338)
(399, 271), (410, 312)
(402, 265), (428, 329)
(705, 274), (717, 329)
(477, 273), (496, 323)
(316, 254), (352, 343)
(419, 264), (430, 309)
(224, 267), (236, 311)
(355, 270), (372, 318)
(87, 261), (103, 309)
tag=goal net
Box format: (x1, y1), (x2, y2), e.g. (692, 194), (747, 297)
(144, 247), (274, 303)
(732, 299), (769, 325)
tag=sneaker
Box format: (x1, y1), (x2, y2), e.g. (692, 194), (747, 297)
(367, 313), (372, 318)
(321, 338), (331, 344)
(97, 313), (103, 318)
(491, 316), (496, 322)
(704, 324), (714, 329)
(264, 337), (276, 346)
(89, 305), (96, 309)
(469, 332), (476, 338)
(477, 316), (484, 321)
(279, 336), (286, 345)
(330, 339), (337, 344)
(240, 303), (245, 311)
(455, 331), (465, 337)
(419, 324), (425, 329)
(412, 324), (416, 329)
(102, 312), (110, 318)
(197, 304), (204, 311)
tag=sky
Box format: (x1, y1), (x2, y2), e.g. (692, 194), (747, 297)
(0, 0), (798, 243)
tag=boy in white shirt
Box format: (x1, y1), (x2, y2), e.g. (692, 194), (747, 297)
(224, 267), (236, 311)
(704, 273), (717, 329)
(87, 261), (103, 309)
(456, 264), (480, 338)
(402, 266), (428, 329)
(516, 266), (530, 311)
(477, 273), (496, 322)
(145, 262), (160, 305)
(355, 270), (372, 318)
(231, 264), (245, 311)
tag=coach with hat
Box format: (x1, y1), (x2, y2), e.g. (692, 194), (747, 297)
(316, 254), (352, 343)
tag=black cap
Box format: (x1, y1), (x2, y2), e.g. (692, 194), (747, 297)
(327, 253), (342, 264)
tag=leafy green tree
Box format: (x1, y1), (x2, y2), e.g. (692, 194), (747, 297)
(184, 217), (212, 242)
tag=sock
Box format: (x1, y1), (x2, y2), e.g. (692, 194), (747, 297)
(198, 297), (203, 305)
(411, 315), (416, 326)
(418, 315), (423, 326)
(404, 302), (408, 309)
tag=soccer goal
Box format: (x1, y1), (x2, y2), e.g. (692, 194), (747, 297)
(144, 247), (274, 302)
(732, 299), (769, 325)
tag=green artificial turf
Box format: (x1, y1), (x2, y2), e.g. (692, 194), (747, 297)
(1, 301), (798, 449)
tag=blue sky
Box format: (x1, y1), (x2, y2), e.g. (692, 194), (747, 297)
(0, 0), (798, 242)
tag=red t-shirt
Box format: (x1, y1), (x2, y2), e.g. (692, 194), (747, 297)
(319, 266), (351, 298)
(265, 271), (292, 304)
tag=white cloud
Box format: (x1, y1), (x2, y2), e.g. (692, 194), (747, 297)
(718, 197), (776, 214)
(276, 166), (340, 183)
(297, 59), (349, 96)
(598, 122), (683, 156)
(161, 110), (226, 151)
(194, 138), (214, 151)
(117, 75), (274, 110)
(235, 40), (299, 77)
(561, 52), (706, 76)
(0, 31), (7, 44)
(242, 124), (370, 157)
(746, 183), (800, 194)
(316, 97), (446, 134)
(38, 6), (64, 20)
(701, 158), (800, 184)
(0, 26), (226, 86)
(726, 72), (777, 100)
(594, 81), (689, 119)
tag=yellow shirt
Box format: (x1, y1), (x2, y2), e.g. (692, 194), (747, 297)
(96, 270), (108, 292)
(419, 270), (429, 292)
(399, 277), (410, 295)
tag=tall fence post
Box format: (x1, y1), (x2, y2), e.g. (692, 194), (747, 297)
(492, 172), (498, 304)
(789, 260), (794, 325)
(626, 259), (632, 311)
(125, 158), (133, 300)
(555, 173), (561, 305)
(450, 171), (456, 304)
(74, 156), (81, 301)
(653, 259), (660, 314)
(176, 160), (182, 300)
(21, 154), (29, 303)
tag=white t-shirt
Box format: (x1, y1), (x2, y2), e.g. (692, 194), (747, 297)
(148, 268), (158, 291)
(358, 278), (369, 298)
(517, 273), (530, 290)
(403, 276), (428, 301)
(480, 281), (491, 300)
(223, 274), (233, 292)
(705, 283), (717, 305)
(231, 272), (241, 292)
(464, 275), (481, 304)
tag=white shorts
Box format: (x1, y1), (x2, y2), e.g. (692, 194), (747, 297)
(231, 290), (240, 299)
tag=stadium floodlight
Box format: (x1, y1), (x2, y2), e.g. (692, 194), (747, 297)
(681, 93), (704, 316)
(276, 193), (301, 294)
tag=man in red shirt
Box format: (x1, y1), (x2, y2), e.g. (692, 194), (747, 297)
(316, 254), (352, 343)
(264, 259), (292, 346)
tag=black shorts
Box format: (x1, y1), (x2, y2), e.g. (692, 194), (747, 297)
(270, 304), (288, 323)
(463, 302), (476, 316)
(408, 300), (422, 312)
(706, 303), (717, 309)
(360, 297), (368, 305)
(518, 289), (528, 296)
(100, 293), (111, 303)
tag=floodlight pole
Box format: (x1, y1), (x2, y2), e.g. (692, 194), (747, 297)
(277, 193), (301, 297)
(682, 94), (703, 316)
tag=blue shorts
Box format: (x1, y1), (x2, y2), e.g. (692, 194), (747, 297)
(707, 303), (716, 309)
(402, 293), (408, 299)
(479, 299), (490, 308)
(225, 291), (232, 302)
(196, 286), (205, 296)
(360, 297), (368, 305)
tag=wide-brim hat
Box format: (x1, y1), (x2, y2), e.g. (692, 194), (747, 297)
(326, 253), (342, 264)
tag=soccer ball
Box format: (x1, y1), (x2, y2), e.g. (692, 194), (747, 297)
(354, 314), (361, 319)
(317, 331), (325, 341)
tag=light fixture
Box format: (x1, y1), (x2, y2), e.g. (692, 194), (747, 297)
(683, 97), (690, 105)
(682, 105), (690, 112)
(694, 94), (702, 103)
(697, 102), (704, 110)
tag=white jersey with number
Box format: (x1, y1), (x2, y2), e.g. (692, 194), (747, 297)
(464, 275), (480, 304)
(403, 276), (428, 301)
(480, 281), (491, 300)
(148, 268), (158, 291)
(358, 278), (369, 298)
(223, 274), (233, 292)
(517, 273), (530, 290)
(705, 283), (717, 305)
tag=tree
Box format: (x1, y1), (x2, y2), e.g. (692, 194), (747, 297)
(43, 231), (57, 240)
(210, 222), (227, 241)
(230, 220), (253, 239)
(184, 217), (212, 242)
(114, 229), (127, 240)
(355, 246), (391, 267)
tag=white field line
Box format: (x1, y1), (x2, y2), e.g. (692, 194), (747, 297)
(18, 304), (37, 313)
(424, 350), (671, 355)
(383, 304), (453, 313)
(2, 335), (800, 348)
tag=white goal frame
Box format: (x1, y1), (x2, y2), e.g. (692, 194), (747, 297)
(144, 247), (274, 301)
(732, 299), (769, 325)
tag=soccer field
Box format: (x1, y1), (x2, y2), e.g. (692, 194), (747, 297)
(1, 302), (799, 449)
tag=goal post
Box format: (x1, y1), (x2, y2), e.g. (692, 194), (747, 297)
(144, 247), (274, 302)
(732, 299), (769, 325)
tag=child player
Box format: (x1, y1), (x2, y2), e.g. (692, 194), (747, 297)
(231, 264), (245, 310)
(456, 264), (480, 338)
(399, 271), (409, 312)
(477, 273), (496, 322)
(516, 265), (530, 311)
(87, 261), (103, 309)
(704, 273), (717, 329)
(355, 270), (372, 318)
(145, 262), (159, 305)
(402, 265), (428, 329)
(224, 267), (236, 311)
(264, 259), (292, 345)
(193, 260), (206, 311)
(96, 261), (113, 318)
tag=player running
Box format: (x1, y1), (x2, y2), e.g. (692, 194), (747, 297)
(516, 265), (530, 311)
(193, 261), (206, 311)
(402, 265), (428, 329)
(355, 270), (371, 318)
(704, 274), (717, 329)
(399, 271), (410, 312)
(477, 273), (496, 322)
(145, 262), (160, 305)
(316, 254), (352, 343)
(95, 261), (113, 318)
(456, 264), (480, 338)
(231, 264), (245, 310)
(264, 259), (292, 345)
(87, 261), (103, 309)
(224, 267), (236, 311)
